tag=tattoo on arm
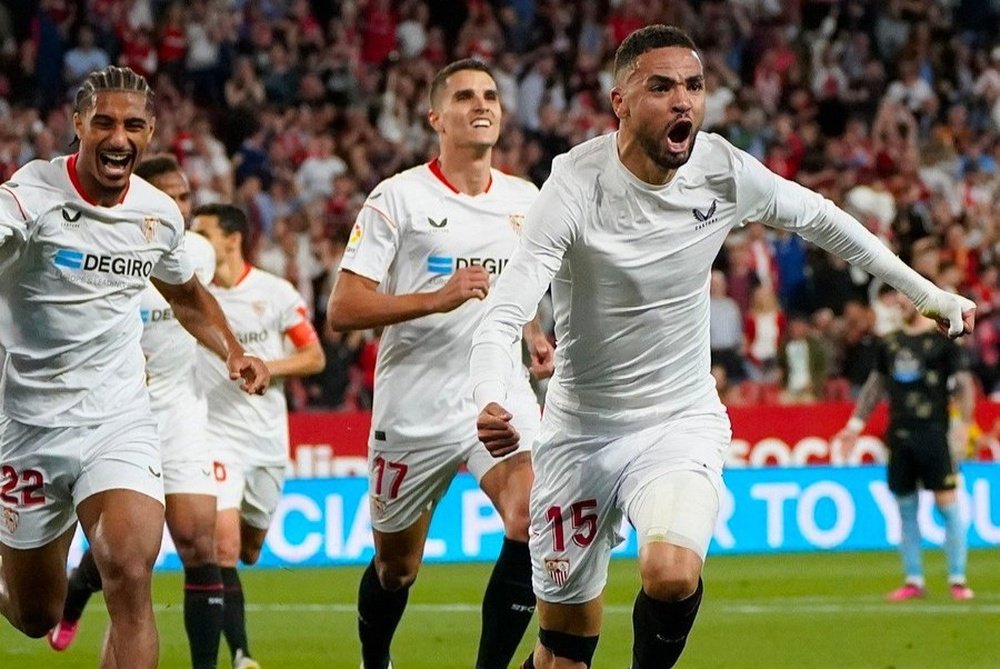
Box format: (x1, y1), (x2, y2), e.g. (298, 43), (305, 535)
(853, 372), (886, 420)
(952, 371), (976, 423)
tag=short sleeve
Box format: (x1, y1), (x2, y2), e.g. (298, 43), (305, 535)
(338, 186), (402, 284)
(151, 221), (196, 284)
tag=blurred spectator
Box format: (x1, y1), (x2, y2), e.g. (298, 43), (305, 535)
(744, 284), (785, 382)
(295, 135), (347, 203)
(710, 270), (746, 383)
(360, 0), (397, 67)
(839, 300), (880, 395)
(872, 283), (905, 336)
(4, 0), (1000, 408)
(778, 313), (829, 404)
(63, 25), (109, 98)
(225, 56), (266, 111)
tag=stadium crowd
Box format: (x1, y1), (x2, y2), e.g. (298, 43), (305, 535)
(2, 0), (1000, 409)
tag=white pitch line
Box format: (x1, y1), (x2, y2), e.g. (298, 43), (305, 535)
(145, 601), (1000, 616)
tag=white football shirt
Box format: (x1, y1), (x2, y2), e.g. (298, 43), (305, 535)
(471, 131), (942, 435)
(140, 230), (216, 410)
(199, 266), (315, 466)
(0, 155), (193, 427)
(339, 161), (539, 449)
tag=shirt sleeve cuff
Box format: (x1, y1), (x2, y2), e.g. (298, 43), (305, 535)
(473, 380), (506, 411)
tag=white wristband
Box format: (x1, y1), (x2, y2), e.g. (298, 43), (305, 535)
(846, 417), (865, 433)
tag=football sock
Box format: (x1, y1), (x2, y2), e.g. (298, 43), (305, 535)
(896, 493), (924, 584)
(358, 559), (409, 669)
(184, 564), (224, 669)
(476, 538), (536, 669)
(631, 578), (703, 669)
(221, 566), (251, 660)
(939, 500), (968, 583)
(63, 549), (103, 622)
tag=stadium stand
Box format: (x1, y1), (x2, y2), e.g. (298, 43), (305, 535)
(2, 0), (1000, 408)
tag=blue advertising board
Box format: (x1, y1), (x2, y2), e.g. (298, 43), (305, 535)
(68, 464), (999, 570)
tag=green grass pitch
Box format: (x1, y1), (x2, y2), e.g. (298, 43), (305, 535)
(2, 549), (998, 667)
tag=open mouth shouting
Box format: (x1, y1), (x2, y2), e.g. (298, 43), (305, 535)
(665, 118), (694, 154)
(97, 148), (135, 182)
(471, 116), (493, 129)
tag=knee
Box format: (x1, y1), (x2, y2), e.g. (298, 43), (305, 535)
(174, 532), (217, 568)
(97, 551), (154, 591)
(502, 505), (531, 542)
(639, 558), (701, 602)
(374, 556), (420, 591)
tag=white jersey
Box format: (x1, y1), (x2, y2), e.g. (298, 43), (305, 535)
(471, 131), (941, 435)
(0, 155), (193, 427)
(199, 266), (313, 466)
(140, 231), (216, 410)
(340, 161), (539, 448)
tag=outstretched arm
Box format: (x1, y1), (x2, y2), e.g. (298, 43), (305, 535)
(152, 276), (270, 394)
(734, 148), (976, 336)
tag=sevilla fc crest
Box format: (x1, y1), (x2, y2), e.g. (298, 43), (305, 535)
(143, 216), (159, 242)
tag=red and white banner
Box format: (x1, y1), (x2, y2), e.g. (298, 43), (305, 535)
(288, 402), (1000, 477)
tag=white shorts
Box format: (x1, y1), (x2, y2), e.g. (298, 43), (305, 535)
(529, 408), (729, 604)
(214, 461), (286, 530)
(155, 396), (215, 497)
(368, 396), (539, 534)
(0, 414), (164, 550)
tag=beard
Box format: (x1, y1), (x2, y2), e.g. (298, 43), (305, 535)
(637, 124), (699, 171)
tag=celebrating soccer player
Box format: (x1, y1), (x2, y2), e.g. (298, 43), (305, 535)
(50, 154), (226, 669)
(0, 66), (268, 669)
(328, 58), (554, 669)
(471, 26), (975, 669)
(193, 202), (326, 669)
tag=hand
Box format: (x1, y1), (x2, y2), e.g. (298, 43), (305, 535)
(228, 354), (270, 395)
(922, 291), (976, 337)
(477, 402), (520, 458)
(432, 266), (491, 312)
(527, 333), (555, 380)
(833, 426), (860, 461)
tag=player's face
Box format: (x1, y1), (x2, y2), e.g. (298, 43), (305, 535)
(428, 69), (502, 150)
(612, 46), (705, 171)
(73, 91), (154, 202)
(148, 170), (192, 223)
(192, 214), (236, 263)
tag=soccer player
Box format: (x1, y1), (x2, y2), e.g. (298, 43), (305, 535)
(0, 66), (268, 669)
(49, 154), (226, 668)
(327, 58), (554, 669)
(470, 26), (975, 669)
(192, 203), (326, 669)
(835, 293), (976, 601)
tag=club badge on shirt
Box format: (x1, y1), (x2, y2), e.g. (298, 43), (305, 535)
(509, 213), (525, 236)
(1, 506), (19, 534)
(143, 216), (159, 242)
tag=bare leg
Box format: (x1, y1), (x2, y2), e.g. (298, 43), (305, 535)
(77, 489), (164, 669)
(0, 525), (77, 637)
